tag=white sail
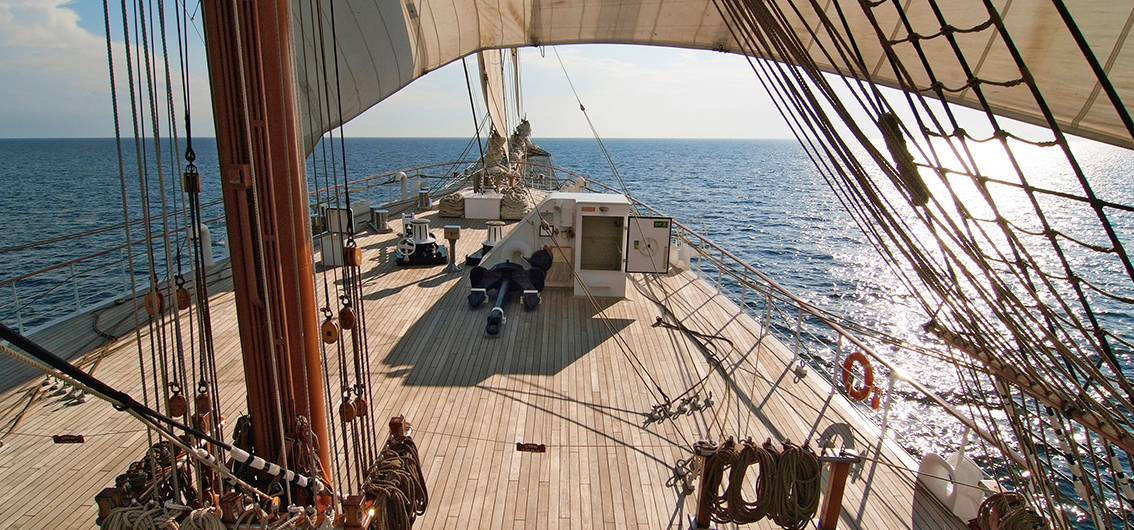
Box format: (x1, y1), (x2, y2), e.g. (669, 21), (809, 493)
(478, 49), (510, 138)
(293, 0), (1134, 152)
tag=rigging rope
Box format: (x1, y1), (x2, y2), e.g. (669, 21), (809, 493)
(707, 0), (1134, 522)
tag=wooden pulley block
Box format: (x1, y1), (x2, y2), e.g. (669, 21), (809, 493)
(182, 170), (201, 193)
(195, 391), (212, 414)
(168, 393), (188, 417)
(321, 318), (340, 344)
(339, 306), (357, 330)
(176, 287), (192, 310)
(144, 291), (165, 316)
(339, 398), (356, 422)
(353, 396), (367, 418)
(343, 246), (363, 267)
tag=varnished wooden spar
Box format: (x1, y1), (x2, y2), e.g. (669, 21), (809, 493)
(199, 0), (329, 470)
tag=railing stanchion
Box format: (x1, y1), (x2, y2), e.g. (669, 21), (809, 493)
(70, 263), (81, 314)
(740, 270), (747, 315)
(793, 306), (804, 363)
(696, 240), (703, 280)
(760, 291), (771, 342)
(716, 249), (723, 293)
(830, 335), (843, 400)
(879, 371), (898, 441)
(11, 283), (23, 334)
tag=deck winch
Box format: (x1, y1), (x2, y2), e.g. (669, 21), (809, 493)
(395, 218), (448, 266)
(468, 249), (552, 336)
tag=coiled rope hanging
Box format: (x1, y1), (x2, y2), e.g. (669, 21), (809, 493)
(725, 439), (777, 523)
(769, 441), (822, 530)
(361, 434), (429, 530)
(976, 492), (1049, 530)
(701, 438), (821, 529)
(102, 505), (177, 530)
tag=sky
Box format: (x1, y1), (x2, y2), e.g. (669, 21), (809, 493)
(0, 0), (795, 139)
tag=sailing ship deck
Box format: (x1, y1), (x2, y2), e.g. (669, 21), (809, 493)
(0, 209), (967, 529)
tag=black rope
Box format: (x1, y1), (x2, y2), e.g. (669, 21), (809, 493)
(462, 57), (487, 187)
(1047, 0), (1134, 142)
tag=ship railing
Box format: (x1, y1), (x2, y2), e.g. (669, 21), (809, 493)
(312, 159), (577, 210)
(569, 172), (1023, 465)
(309, 160), (481, 207)
(0, 162), (478, 334)
(0, 215), (226, 336)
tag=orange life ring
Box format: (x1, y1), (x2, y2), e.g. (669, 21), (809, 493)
(841, 352), (874, 401)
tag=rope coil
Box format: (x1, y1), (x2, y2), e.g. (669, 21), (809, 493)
(437, 193), (465, 218)
(361, 435), (429, 530)
(976, 492), (1049, 530)
(701, 438), (821, 529)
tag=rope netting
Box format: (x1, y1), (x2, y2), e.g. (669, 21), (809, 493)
(713, 0), (1134, 527)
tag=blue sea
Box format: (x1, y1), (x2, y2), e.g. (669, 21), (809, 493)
(1, 137), (1133, 510)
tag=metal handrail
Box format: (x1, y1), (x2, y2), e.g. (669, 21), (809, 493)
(0, 215), (225, 288)
(309, 160), (479, 197)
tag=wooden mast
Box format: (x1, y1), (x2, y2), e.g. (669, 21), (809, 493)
(199, 0), (331, 472)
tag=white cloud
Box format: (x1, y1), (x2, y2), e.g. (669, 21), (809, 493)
(0, 0), (112, 135)
(0, 0), (215, 138)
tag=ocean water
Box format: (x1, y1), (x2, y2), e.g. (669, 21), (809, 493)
(2, 137), (1133, 501)
(0, 138), (226, 330)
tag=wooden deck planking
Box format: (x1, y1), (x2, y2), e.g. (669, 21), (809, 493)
(0, 209), (966, 529)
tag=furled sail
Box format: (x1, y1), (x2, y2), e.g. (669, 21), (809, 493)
(293, 0), (1134, 153)
(478, 49), (510, 139)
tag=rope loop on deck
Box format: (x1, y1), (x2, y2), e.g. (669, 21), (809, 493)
(181, 507), (227, 530)
(102, 504), (175, 530)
